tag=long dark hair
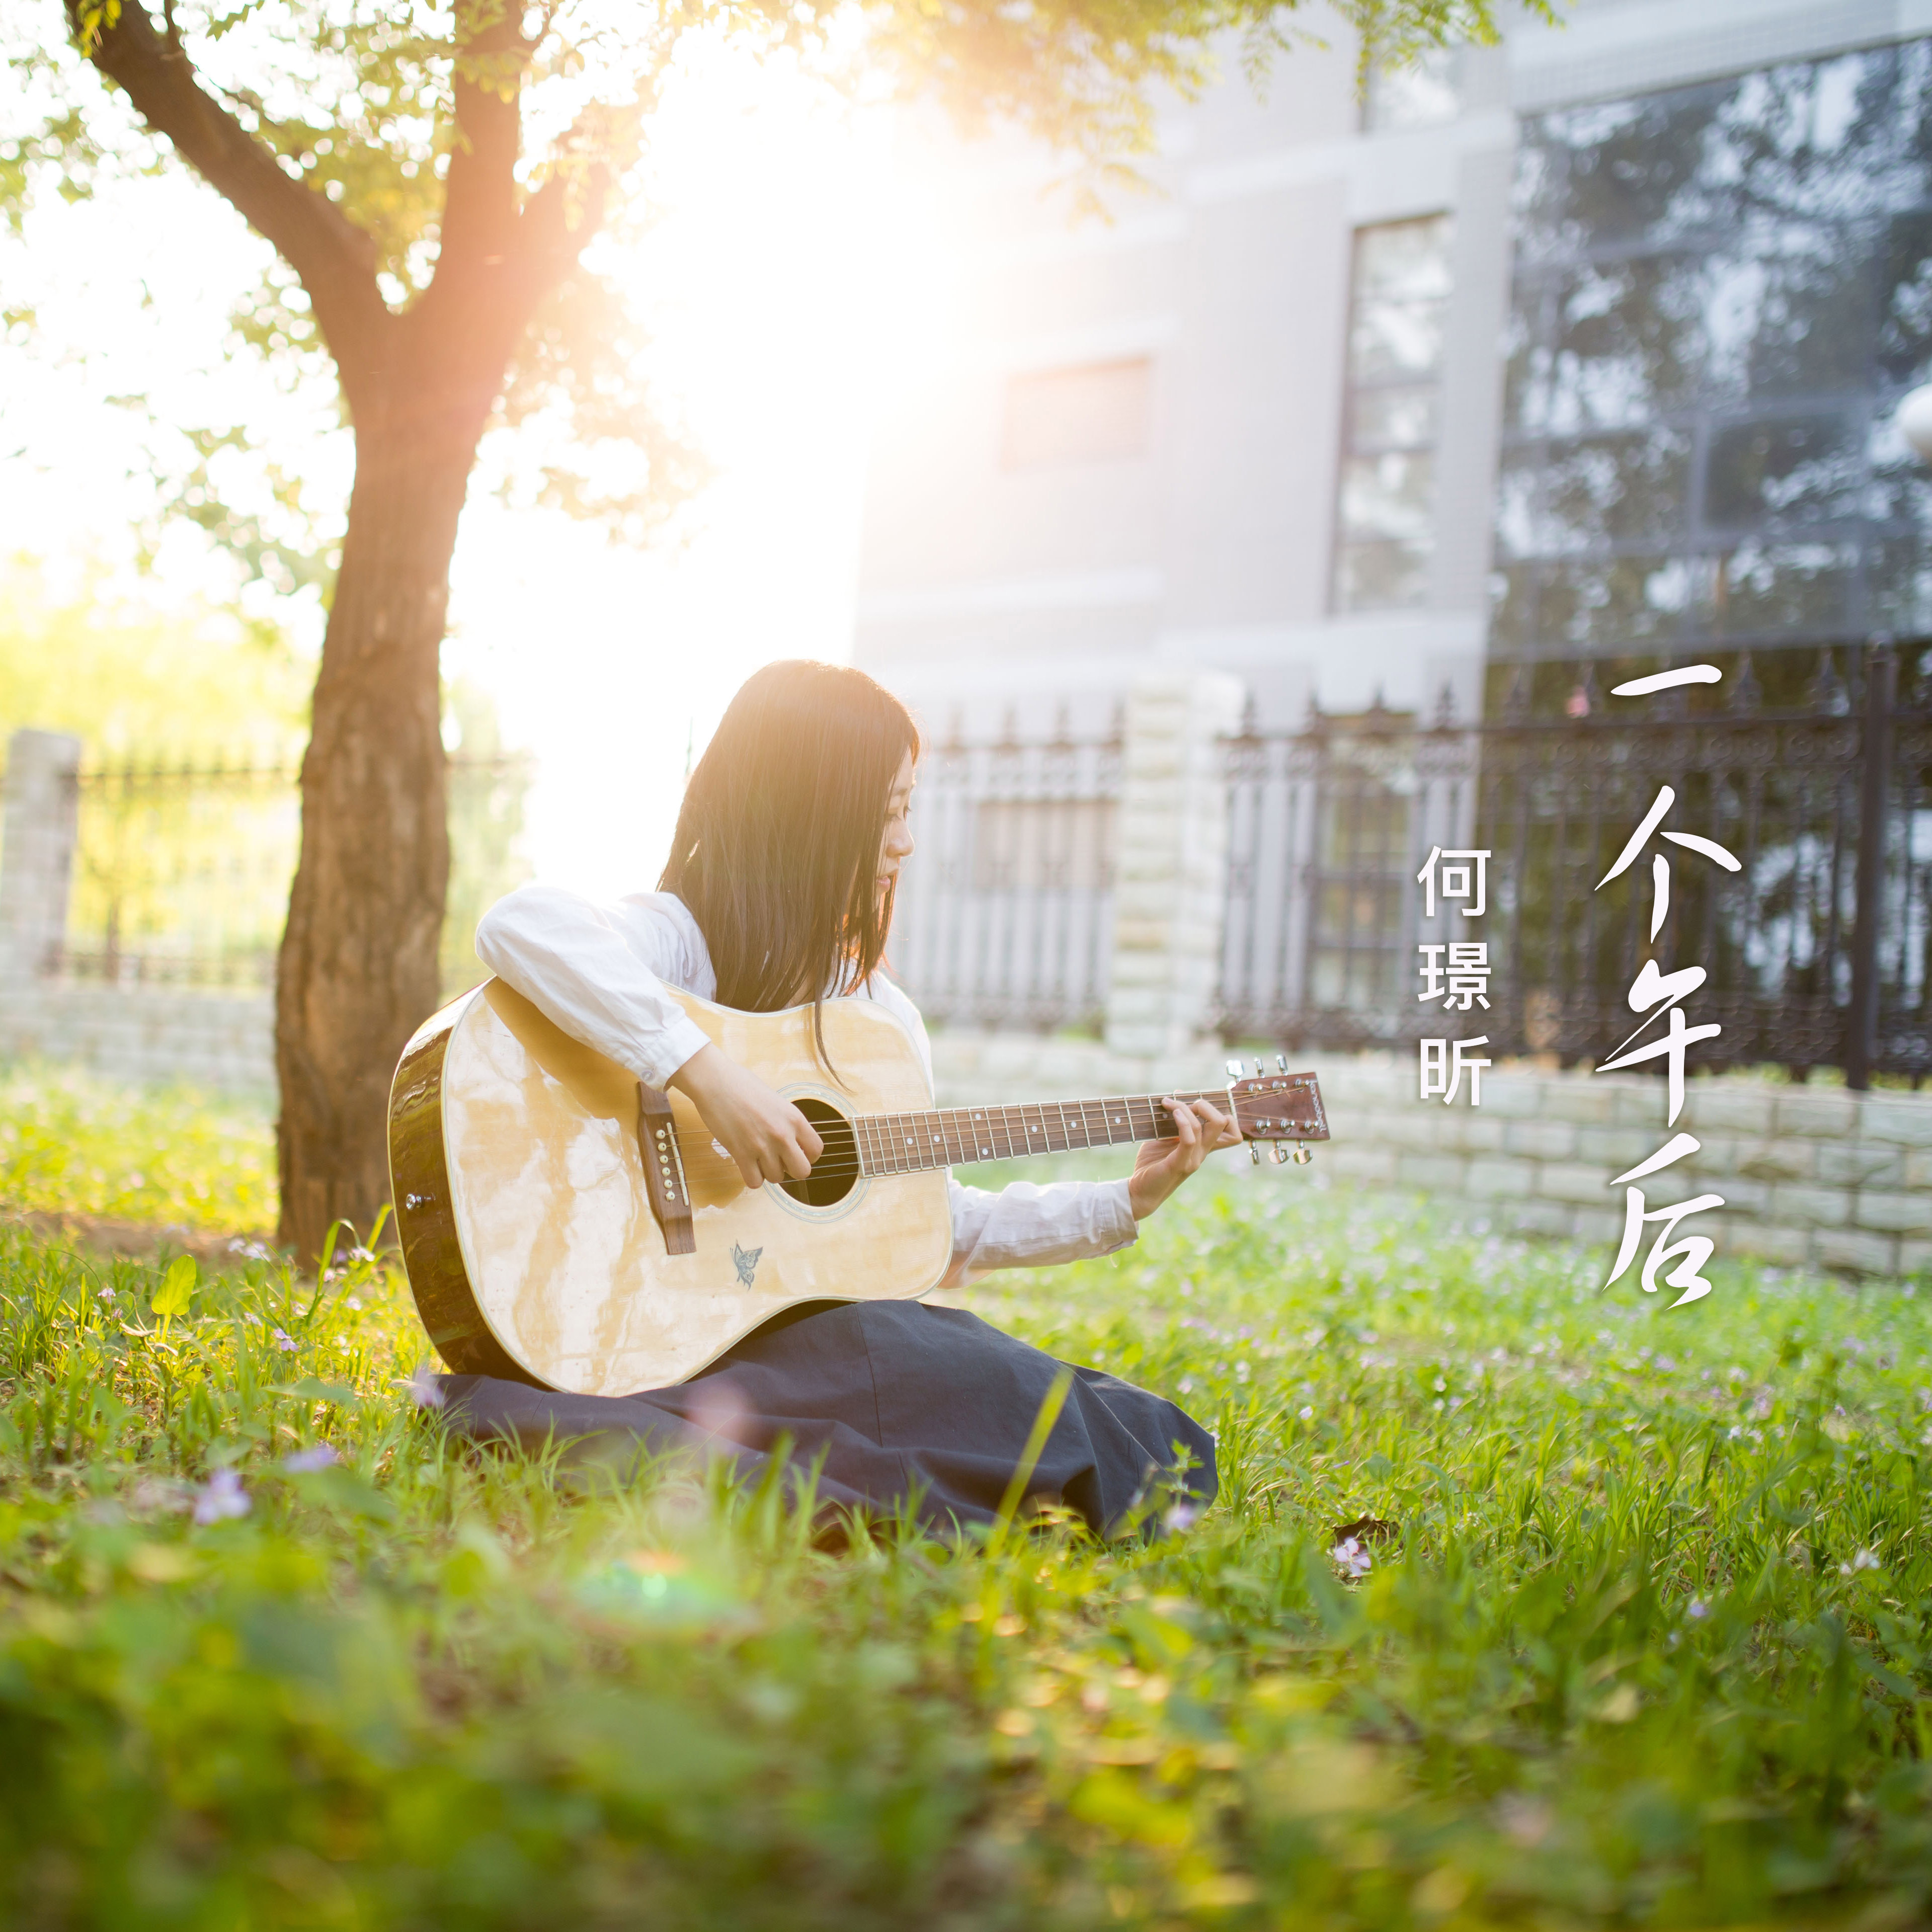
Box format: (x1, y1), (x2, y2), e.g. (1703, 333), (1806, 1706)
(661, 661), (920, 1041)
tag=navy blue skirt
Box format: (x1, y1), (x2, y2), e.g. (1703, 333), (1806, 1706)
(437, 1300), (1216, 1540)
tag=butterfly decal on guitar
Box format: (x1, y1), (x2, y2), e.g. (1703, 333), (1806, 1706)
(732, 1242), (764, 1287)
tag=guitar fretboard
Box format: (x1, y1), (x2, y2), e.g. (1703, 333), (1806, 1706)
(851, 1092), (1219, 1176)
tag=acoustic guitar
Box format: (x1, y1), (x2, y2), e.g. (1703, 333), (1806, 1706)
(387, 979), (1329, 1396)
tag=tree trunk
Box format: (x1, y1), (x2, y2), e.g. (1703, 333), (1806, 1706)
(275, 420), (475, 1259)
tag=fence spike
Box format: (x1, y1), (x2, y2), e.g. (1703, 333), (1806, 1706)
(1502, 662), (1531, 725)
(1729, 650), (1763, 715)
(1808, 648), (1848, 716)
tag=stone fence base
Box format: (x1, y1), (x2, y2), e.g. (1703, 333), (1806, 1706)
(1, 993), (1925, 1279)
(0, 982), (274, 1094)
(929, 1030), (1932, 1280)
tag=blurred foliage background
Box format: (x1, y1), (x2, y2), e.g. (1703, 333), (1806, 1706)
(0, 563), (530, 997)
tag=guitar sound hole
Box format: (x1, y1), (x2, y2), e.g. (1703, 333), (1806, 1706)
(780, 1098), (859, 1207)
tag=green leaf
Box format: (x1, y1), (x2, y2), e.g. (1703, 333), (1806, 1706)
(151, 1254), (196, 1322)
(271, 1379), (360, 1407)
(286, 1464), (396, 1522)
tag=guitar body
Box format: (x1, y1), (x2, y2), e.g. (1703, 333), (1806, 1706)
(388, 980), (952, 1396)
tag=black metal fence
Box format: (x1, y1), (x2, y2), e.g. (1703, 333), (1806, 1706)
(39, 648), (1924, 1087)
(901, 645), (1932, 1084)
(47, 753), (532, 995)
(889, 718), (1121, 1032)
(1224, 644), (1932, 1083)
(63, 760), (298, 988)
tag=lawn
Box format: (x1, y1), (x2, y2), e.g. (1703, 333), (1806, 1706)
(4, 1079), (1932, 1927)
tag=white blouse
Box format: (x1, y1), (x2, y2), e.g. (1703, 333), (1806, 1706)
(473, 884), (1139, 1288)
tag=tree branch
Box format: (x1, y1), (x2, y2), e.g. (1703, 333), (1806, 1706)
(437, 3), (528, 276)
(73, 1), (392, 401)
(512, 150), (609, 312)
(416, 44), (610, 394)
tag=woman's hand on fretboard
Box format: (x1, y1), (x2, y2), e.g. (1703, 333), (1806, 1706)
(1125, 1097), (1242, 1221)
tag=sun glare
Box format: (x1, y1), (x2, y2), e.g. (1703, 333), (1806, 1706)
(447, 42), (964, 895)
(0, 30), (966, 902)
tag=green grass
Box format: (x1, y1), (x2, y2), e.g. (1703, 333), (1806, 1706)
(7, 1107), (1932, 1925)
(0, 1062), (274, 1231)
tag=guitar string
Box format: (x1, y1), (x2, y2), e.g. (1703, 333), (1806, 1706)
(661, 1091), (1320, 1184)
(671, 1100), (1196, 1184)
(698, 1096), (1213, 1182)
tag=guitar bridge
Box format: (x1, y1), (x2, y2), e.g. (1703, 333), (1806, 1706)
(636, 1082), (697, 1256)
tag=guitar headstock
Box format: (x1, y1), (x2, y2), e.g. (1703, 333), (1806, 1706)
(1224, 1060), (1328, 1166)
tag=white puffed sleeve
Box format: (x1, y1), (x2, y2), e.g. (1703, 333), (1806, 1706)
(473, 884), (715, 1090)
(855, 974), (1142, 1286)
(938, 1176), (1139, 1289)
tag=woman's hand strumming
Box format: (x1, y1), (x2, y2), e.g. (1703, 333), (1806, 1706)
(668, 1043), (825, 1189)
(1126, 1097), (1243, 1221)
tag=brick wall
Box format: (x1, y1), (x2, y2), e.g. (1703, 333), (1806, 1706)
(0, 982), (274, 1094)
(928, 1031), (1932, 1279)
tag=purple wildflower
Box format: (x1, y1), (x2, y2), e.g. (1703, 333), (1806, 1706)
(192, 1470), (251, 1525)
(1332, 1536), (1373, 1580)
(403, 1363), (445, 1410)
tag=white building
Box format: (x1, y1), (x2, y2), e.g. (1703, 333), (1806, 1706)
(853, 0), (1932, 740)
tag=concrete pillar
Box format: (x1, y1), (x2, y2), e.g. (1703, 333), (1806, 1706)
(1104, 672), (1245, 1059)
(0, 728), (82, 983)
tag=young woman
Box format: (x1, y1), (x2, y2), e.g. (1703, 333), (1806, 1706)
(447, 659), (1239, 1537)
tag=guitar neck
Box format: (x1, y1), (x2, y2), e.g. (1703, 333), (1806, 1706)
(851, 1092), (1222, 1177)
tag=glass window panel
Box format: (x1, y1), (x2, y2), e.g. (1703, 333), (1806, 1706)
(1493, 39), (1932, 661)
(1349, 298), (1447, 383)
(1680, 239), (1877, 402)
(1487, 564), (1540, 651)
(1527, 555), (1704, 653)
(1530, 86), (1736, 250)
(1349, 384), (1439, 451)
(1503, 430), (1694, 555)
(1868, 535), (1932, 634)
(1705, 414), (1864, 532)
(1340, 452), (1437, 543)
(1544, 257), (1709, 433)
(1336, 539), (1431, 612)
(1334, 215), (1452, 614)
(1877, 209), (1932, 379)
(1501, 290), (1549, 435)
(1492, 459), (1540, 565)
(1353, 218), (1455, 302)
(1713, 540), (1854, 635)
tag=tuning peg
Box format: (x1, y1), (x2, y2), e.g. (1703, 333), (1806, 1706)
(1270, 1143), (1290, 1164)
(1226, 1059), (1244, 1079)
(1249, 1142), (1262, 1165)
(1276, 1053), (1287, 1072)
(1293, 1143), (1312, 1165)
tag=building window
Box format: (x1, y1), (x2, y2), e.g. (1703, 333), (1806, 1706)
(1362, 48), (1460, 133)
(1001, 358), (1153, 470)
(1333, 214), (1454, 613)
(1493, 41), (1932, 661)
